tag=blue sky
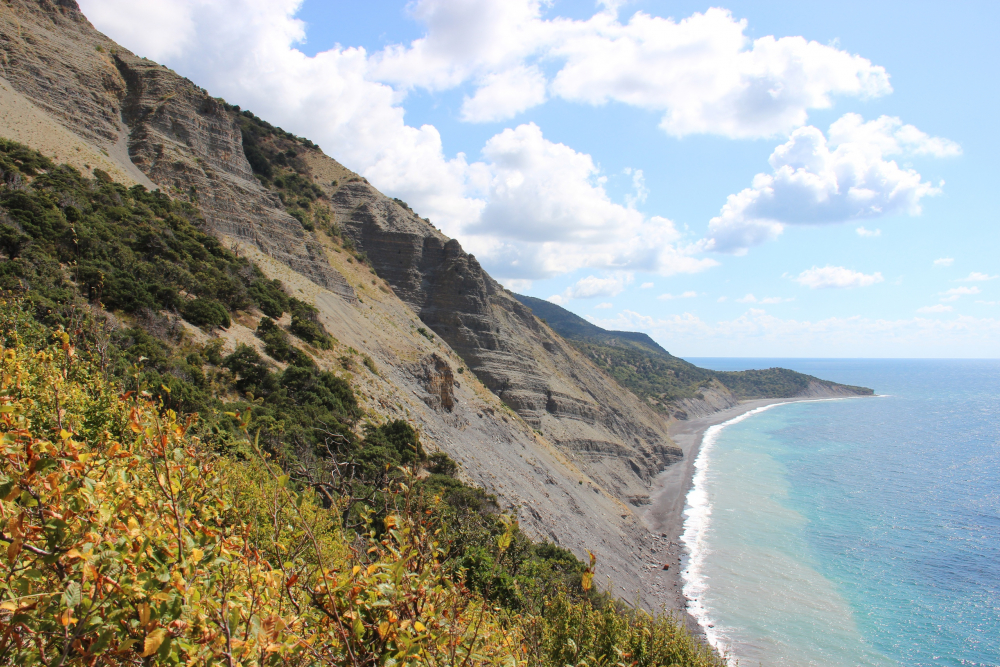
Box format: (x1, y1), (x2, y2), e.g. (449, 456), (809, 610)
(81, 0), (999, 356)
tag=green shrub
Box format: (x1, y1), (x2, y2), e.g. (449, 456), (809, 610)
(289, 297), (332, 349)
(182, 297), (230, 328)
(363, 419), (424, 465)
(427, 450), (458, 476)
(248, 277), (288, 318)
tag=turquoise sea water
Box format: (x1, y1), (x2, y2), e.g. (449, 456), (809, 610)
(680, 359), (1000, 667)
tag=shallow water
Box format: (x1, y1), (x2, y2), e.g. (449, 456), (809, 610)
(681, 359), (1000, 667)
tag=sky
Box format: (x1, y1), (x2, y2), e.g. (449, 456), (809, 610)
(78, 0), (1000, 357)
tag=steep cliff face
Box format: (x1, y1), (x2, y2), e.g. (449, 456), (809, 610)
(318, 179), (680, 505)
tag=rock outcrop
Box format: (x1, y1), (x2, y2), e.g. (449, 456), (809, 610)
(324, 180), (680, 506)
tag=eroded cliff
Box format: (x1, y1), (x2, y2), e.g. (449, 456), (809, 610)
(0, 0), (683, 605)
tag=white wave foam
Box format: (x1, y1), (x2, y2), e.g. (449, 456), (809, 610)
(679, 403), (790, 662)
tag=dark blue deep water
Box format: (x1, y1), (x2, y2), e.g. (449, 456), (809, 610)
(682, 359), (1000, 666)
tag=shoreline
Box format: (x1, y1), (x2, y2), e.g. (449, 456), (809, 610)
(642, 395), (863, 637)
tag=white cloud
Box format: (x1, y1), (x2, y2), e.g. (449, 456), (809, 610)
(717, 296), (728, 302)
(917, 304), (953, 313)
(976, 300), (998, 306)
(658, 291), (698, 300)
(734, 293), (792, 304)
(460, 64), (547, 122)
(467, 123), (717, 278)
(371, 2), (892, 139)
(624, 168), (649, 207)
(549, 273), (633, 304)
(548, 8), (891, 138)
(827, 113), (961, 158)
(502, 278), (534, 292)
(856, 226), (881, 237)
(940, 286), (981, 302)
(640, 282), (654, 289)
(595, 302), (613, 309)
(795, 266), (884, 289)
(704, 114), (956, 253)
(78, 0), (198, 61)
(961, 272), (998, 281)
(588, 309), (1000, 357)
(933, 257), (954, 267)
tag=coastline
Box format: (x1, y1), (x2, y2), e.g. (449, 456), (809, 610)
(642, 395), (861, 636)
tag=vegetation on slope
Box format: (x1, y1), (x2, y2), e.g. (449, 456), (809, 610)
(0, 143), (723, 664)
(514, 294), (872, 412)
(0, 300), (722, 666)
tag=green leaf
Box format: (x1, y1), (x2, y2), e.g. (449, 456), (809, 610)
(62, 580), (82, 608)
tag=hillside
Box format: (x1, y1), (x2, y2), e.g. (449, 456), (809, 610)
(0, 0), (677, 609)
(0, 0), (871, 636)
(0, 301), (721, 666)
(515, 294), (873, 418)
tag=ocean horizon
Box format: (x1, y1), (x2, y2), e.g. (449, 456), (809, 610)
(680, 358), (1000, 667)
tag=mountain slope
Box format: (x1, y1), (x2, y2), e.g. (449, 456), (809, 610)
(514, 293), (873, 419)
(0, 0), (683, 604)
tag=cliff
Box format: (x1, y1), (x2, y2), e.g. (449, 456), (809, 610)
(0, 0), (870, 615)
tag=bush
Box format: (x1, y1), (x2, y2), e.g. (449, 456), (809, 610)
(182, 297), (230, 328)
(288, 297), (332, 349)
(364, 419), (425, 465)
(248, 278), (288, 318)
(427, 450), (458, 476)
(0, 327), (515, 666)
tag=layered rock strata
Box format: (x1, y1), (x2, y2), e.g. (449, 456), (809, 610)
(323, 180), (680, 506)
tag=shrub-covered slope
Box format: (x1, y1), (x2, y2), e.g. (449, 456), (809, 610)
(0, 297), (722, 665)
(514, 294), (873, 413)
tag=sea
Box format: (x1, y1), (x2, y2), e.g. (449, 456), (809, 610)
(679, 359), (1000, 667)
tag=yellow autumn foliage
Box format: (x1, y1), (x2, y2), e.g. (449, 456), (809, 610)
(0, 303), (722, 667)
(0, 317), (519, 665)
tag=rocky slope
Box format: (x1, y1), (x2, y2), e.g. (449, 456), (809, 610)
(0, 0), (681, 604)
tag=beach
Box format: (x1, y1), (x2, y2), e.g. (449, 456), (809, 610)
(642, 397), (842, 634)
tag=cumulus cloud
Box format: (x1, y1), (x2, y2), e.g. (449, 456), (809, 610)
(548, 273), (632, 304)
(658, 291), (698, 300)
(373, 2), (891, 138)
(595, 302), (613, 309)
(962, 272), (998, 281)
(795, 266), (884, 289)
(588, 309), (1000, 357)
(466, 124), (717, 278)
(940, 286), (981, 302)
(705, 114), (957, 253)
(856, 226), (881, 237)
(460, 65), (547, 122)
(933, 258), (955, 267)
(917, 304), (953, 313)
(550, 9), (890, 138)
(640, 282), (654, 289)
